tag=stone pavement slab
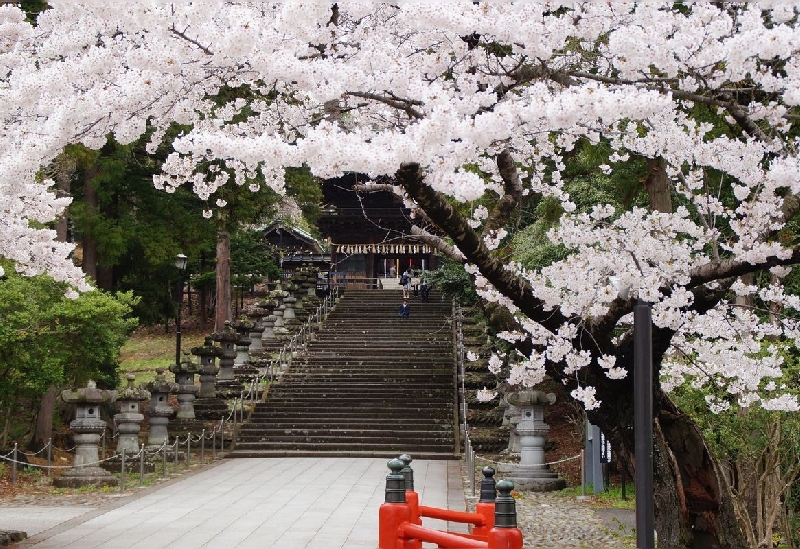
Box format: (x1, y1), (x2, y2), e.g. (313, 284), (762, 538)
(3, 458), (466, 549)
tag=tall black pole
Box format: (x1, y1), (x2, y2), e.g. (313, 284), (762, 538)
(634, 299), (654, 548)
(175, 276), (183, 368)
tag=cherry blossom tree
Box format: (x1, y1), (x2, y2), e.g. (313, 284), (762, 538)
(2, 2), (800, 545)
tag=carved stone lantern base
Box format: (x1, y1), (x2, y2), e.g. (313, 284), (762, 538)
(53, 466), (117, 489)
(496, 462), (567, 492)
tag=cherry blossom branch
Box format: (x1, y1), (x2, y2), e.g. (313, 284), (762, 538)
(409, 226), (464, 261)
(396, 161), (568, 333)
(345, 91), (424, 119)
(169, 24), (213, 56)
(688, 246), (800, 289)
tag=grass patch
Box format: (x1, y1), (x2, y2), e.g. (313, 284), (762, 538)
(119, 331), (206, 384)
(559, 482), (636, 509)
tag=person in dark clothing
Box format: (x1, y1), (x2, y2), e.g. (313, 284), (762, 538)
(420, 278), (430, 302)
(398, 299), (410, 319)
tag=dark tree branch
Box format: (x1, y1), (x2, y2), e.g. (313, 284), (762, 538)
(409, 226), (464, 260)
(688, 245), (800, 288)
(483, 149), (523, 234)
(396, 161), (568, 333)
(169, 25), (213, 55)
(345, 91), (424, 119)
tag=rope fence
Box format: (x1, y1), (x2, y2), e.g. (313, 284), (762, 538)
(0, 418), (232, 489)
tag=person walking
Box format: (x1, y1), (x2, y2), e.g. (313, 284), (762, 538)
(401, 268), (412, 299)
(420, 278), (430, 302)
(398, 298), (410, 319)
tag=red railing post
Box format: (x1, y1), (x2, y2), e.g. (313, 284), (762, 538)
(472, 466), (496, 539)
(487, 480), (523, 549)
(379, 458), (413, 549)
(399, 454), (423, 549)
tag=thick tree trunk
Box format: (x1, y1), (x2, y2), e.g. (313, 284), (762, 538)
(588, 387), (747, 548)
(32, 154), (75, 451)
(656, 398), (746, 548)
(81, 162), (99, 281)
(214, 228), (232, 332)
(30, 387), (57, 451)
(645, 157), (673, 213)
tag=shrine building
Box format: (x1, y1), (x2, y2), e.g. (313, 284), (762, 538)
(316, 173), (439, 287)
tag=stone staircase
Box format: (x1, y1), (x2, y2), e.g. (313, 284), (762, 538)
(229, 289), (460, 459)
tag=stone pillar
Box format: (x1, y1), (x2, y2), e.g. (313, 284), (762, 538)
(142, 368), (178, 449)
(191, 337), (228, 420)
(501, 394), (521, 454)
(246, 307), (267, 352)
(233, 320), (252, 367)
(169, 351), (200, 420)
(54, 381), (117, 488)
(214, 321), (238, 382)
(213, 321), (245, 398)
(114, 375), (150, 454)
(283, 289), (297, 321)
(271, 282), (290, 338)
(192, 336), (222, 399)
(262, 312), (277, 345)
(499, 389), (565, 492)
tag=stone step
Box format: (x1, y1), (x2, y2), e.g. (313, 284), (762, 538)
(246, 416), (453, 425)
(236, 429), (452, 440)
(227, 449), (459, 460)
(266, 385), (453, 393)
(231, 440), (454, 453)
(242, 413), (452, 423)
(232, 288), (457, 460)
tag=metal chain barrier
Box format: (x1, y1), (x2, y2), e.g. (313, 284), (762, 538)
(3, 418), (232, 488)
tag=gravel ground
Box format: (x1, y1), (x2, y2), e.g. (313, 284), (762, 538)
(461, 461), (636, 549)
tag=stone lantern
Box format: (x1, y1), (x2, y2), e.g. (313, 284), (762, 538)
(169, 351), (200, 420)
(142, 368), (178, 449)
(233, 319), (259, 383)
(54, 381), (117, 488)
(259, 300), (278, 349)
(233, 319), (252, 367)
(271, 281), (290, 338)
(245, 306), (268, 352)
(498, 388), (566, 492)
(114, 375), (150, 454)
(282, 285), (297, 322)
(213, 321), (245, 398)
(191, 336), (229, 420)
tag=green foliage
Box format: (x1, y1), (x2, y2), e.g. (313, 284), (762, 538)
(511, 172), (630, 271)
(66, 138), (217, 325)
(284, 166), (324, 226)
(670, 343), (800, 546)
(231, 229), (281, 287)
(18, 0), (49, 24)
(425, 256), (478, 305)
(0, 260), (139, 419)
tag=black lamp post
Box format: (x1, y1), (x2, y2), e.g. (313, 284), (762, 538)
(174, 253), (188, 367)
(634, 298), (654, 549)
(611, 276), (655, 549)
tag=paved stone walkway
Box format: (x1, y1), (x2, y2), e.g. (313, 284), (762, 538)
(1, 457), (635, 548)
(0, 458), (465, 549)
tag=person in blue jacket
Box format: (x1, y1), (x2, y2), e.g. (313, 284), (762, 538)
(398, 299), (410, 319)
